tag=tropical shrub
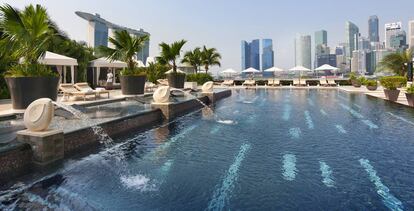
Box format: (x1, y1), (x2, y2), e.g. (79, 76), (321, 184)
(380, 76), (407, 90)
(200, 46), (221, 73)
(378, 48), (413, 76)
(97, 30), (149, 76)
(157, 40), (187, 74)
(186, 73), (213, 85)
(146, 62), (169, 83)
(406, 84), (414, 94)
(364, 80), (377, 87)
(357, 76), (367, 85)
(349, 72), (357, 80)
(0, 4), (60, 77)
(182, 47), (201, 73)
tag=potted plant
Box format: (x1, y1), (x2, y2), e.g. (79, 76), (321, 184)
(364, 80), (378, 91)
(1, 4), (60, 109)
(98, 30), (149, 95)
(405, 85), (414, 106)
(349, 72), (361, 87)
(158, 40), (187, 88)
(379, 76), (407, 101)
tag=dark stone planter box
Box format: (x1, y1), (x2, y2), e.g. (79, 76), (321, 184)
(167, 73), (186, 88)
(384, 89), (400, 101)
(351, 80), (361, 87)
(5, 77), (59, 109)
(120, 75), (146, 95)
(406, 93), (414, 106)
(366, 85), (377, 91)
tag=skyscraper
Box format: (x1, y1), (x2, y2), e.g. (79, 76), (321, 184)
(345, 21), (359, 59)
(261, 39), (274, 70)
(240, 39), (260, 70)
(389, 31), (407, 51)
(368, 15), (379, 42)
(315, 30), (327, 46)
(409, 20), (414, 48)
(295, 34), (312, 69)
(76, 11), (150, 63)
(385, 22), (403, 49)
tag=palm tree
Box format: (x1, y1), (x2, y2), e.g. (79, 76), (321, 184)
(181, 47), (201, 73)
(98, 30), (149, 71)
(157, 39), (187, 74)
(378, 48), (414, 76)
(0, 4), (58, 67)
(201, 46), (221, 73)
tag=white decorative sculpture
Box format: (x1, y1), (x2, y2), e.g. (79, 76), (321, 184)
(153, 86), (171, 103)
(202, 81), (214, 93)
(23, 98), (54, 132)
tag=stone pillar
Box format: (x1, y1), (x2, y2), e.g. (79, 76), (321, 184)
(16, 129), (64, 166)
(202, 92), (216, 104)
(151, 103), (174, 120)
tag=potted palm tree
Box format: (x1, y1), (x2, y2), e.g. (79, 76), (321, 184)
(379, 76), (407, 101)
(158, 40), (187, 88)
(182, 47), (202, 74)
(1, 4), (60, 109)
(406, 85), (414, 107)
(201, 46), (222, 73)
(98, 30), (149, 95)
(364, 80), (378, 91)
(378, 48), (413, 76)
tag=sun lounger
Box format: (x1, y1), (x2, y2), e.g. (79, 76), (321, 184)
(59, 84), (96, 101)
(221, 80), (234, 86)
(273, 79), (280, 86)
(145, 82), (158, 92)
(267, 79), (274, 86)
(319, 79), (328, 86)
(293, 79), (300, 86)
(327, 79), (337, 86)
(157, 79), (169, 86)
(299, 79), (307, 86)
(242, 79), (255, 86)
(74, 82), (110, 98)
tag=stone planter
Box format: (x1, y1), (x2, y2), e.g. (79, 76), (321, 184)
(366, 85), (377, 91)
(351, 80), (361, 87)
(120, 75), (146, 95)
(383, 89), (400, 101)
(5, 77), (59, 110)
(405, 93), (414, 106)
(167, 73), (186, 89)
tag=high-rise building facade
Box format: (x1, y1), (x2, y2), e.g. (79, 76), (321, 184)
(295, 34), (312, 69)
(345, 21), (359, 60)
(315, 30), (327, 46)
(240, 39), (260, 70)
(76, 11), (150, 63)
(261, 39), (274, 70)
(389, 31), (407, 51)
(368, 15), (379, 42)
(385, 22), (403, 49)
(408, 20), (414, 48)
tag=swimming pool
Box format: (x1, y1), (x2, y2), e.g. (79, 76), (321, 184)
(1, 89), (414, 210)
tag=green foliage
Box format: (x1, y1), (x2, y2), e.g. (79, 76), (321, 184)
(120, 67), (146, 76)
(5, 63), (58, 77)
(200, 45), (221, 73)
(378, 48), (413, 76)
(97, 30), (149, 71)
(349, 72), (357, 80)
(357, 76), (367, 84)
(406, 84), (414, 94)
(364, 79), (377, 87)
(380, 76), (407, 90)
(157, 39), (187, 73)
(186, 73), (213, 85)
(181, 47), (201, 73)
(146, 62), (169, 83)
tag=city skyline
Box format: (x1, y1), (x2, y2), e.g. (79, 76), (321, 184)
(1, 0), (414, 73)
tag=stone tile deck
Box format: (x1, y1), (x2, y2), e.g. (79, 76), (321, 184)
(339, 86), (411, 107)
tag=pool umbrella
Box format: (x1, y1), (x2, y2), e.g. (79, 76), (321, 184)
(264, 67), (284, 78)
(165, 68), (185, 74)
(289, 66), (311, 77)
(242, 67), (260, 78)
(221, 68), (238, 78)
(315, 64), (339, 76)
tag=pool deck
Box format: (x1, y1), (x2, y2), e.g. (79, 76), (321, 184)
(338, 86), (412, 107)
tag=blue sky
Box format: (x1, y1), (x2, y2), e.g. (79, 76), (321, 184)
(2, 0), (414, 74)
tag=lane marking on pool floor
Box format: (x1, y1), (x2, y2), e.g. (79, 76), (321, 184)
(361, 120), (379, 129)
(304, 110), (314, 129)
(320, 109), (328, 116)
(282, 154), (297, 181)
(308, 99), (315, 106)
(339, 103), (378, 129)
(282, 104), (291, 121)
(359, 159), (404, 211)
(387, 112), (414, 126)
(289, 128), (301, 139)
(335, 125), (347, 134)
(319, 161), (335, 187)
(337, 95), (362, 109)
(210, 125), (221, 134)
(208, 143), (251, 211)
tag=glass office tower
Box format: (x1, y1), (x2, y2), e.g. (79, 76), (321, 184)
(295, 34), (312, 69)
(368, 16), (379, 42)
(261, 39), (274, 70)
(345, 21), (359, 59)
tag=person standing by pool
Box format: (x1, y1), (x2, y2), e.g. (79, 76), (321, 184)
(106, 71), (113, 89)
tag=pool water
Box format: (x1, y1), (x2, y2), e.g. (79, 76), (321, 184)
(1, 89), (414, 210)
